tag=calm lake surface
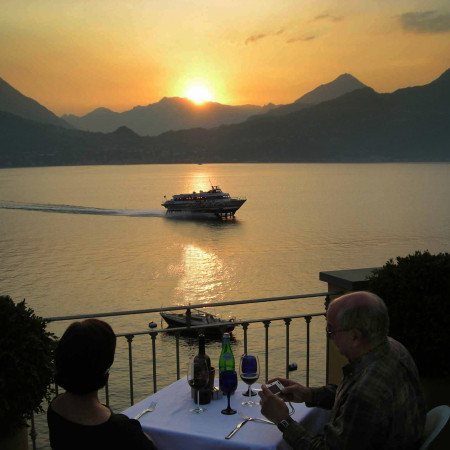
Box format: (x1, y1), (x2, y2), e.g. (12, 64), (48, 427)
(1, 163), (450, 448)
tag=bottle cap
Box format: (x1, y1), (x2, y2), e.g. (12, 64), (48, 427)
(223, 332), (230, 342)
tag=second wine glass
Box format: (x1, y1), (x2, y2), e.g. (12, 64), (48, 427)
(239, 354), (260, 406)
(187, 357), (209, 414)
(219, 370), (238, 415)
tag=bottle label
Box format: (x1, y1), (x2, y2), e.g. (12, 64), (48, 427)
(222, 352), (233, 362)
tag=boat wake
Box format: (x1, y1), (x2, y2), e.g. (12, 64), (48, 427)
(0, 201), (165, 218)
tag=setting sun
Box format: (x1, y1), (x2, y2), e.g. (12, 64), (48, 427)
(186, 85), (213, 104)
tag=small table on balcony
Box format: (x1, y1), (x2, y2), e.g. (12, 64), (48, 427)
(122, 377), (330, 450)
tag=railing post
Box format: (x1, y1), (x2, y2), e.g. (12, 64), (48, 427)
(324, 295), (331, 311)
(284, 318), (292, 379)
(175, 331), (181, 380)
(126, 334), (134, 406)
(150, 331), (158, 393)
(30, 411), (37, 450)
(242, 323), (249, 354)
(326, 328), (330, 384)
(305, 316), (311, 387)
(186, 308), (191, 329)
(263, 320), (271, 382)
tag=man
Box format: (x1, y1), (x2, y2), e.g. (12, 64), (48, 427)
(259, 291), (426, 449)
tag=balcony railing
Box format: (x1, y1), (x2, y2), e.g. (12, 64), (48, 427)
(30, 291), (339, 449)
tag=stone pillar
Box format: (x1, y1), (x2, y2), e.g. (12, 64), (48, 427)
(319, 268), (379, 385)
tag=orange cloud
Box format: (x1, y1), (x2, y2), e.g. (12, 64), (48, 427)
(287, 36), (316, 43)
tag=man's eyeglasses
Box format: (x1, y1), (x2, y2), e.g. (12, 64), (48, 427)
(325, 327), (351, 338)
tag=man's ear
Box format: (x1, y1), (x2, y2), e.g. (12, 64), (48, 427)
(351, 328), (364, 344)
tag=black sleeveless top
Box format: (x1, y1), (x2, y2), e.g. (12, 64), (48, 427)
(47, 401), (157, 450)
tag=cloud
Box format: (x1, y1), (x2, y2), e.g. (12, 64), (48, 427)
(312, 13), (344, 23)
(287, 36), (316, 44)
(245, 34), (267, 45)
(245, 30), (284, 45)
(398, 11), (450, 34)
(315, 13), (330, 21)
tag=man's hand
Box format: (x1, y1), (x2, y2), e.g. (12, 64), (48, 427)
(267, 377), (312, 403)
(258, 385), (290, 424)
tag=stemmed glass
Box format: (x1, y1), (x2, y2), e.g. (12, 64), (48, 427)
(219, 370), (238, 415)
(239, 354), (260, 406)
(187, 357), (209, 414)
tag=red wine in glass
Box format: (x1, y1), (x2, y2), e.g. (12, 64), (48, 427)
(187, 357), (209, 414)
(240, 355), (260, 405)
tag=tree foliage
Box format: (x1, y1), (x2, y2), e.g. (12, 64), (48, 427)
(0, 296), (57, 437)
(367, 251), (450, 378)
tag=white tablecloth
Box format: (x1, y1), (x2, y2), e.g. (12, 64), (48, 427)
(123, 378), (330, 450)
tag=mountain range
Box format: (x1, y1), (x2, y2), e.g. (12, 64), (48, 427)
(61, 98), (279, 136)
(0, 68), (449, 167)
(59, 73), (369, 135)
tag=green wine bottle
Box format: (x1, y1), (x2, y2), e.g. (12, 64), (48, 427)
(219, 332), (234, 372)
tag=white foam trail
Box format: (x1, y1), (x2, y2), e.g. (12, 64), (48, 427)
(0, 201), (165, 218)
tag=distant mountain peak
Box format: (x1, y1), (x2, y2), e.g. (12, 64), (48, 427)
(335, 73), (360, 81)
(294, 73), (369, 105)
(112, 126), (139, 137)
(92, 107), (113, 113)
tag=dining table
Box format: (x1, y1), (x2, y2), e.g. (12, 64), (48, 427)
(122, 377), (330, 450)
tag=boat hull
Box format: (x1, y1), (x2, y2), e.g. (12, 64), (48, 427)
(162, 199), (246, 218)
(160, 312), (235, 335)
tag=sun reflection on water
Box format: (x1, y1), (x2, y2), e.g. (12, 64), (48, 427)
(174, 244), (228, 305)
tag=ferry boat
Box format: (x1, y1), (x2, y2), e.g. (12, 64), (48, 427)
(162, 184), (246, 218)
(160, 309), (236, 336)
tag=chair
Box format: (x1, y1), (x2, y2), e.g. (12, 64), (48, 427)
(418, 405), (450, 450)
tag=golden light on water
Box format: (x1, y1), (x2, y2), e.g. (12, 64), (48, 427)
(175, 244), (227, 304)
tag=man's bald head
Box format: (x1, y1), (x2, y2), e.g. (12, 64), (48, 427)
(330, 292), (389, 345)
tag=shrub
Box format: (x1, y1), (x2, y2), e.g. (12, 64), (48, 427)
(367, 250), (450, 378)
(0, 296), (57, 438)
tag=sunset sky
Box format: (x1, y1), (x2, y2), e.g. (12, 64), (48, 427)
(2, 0), (450, 116)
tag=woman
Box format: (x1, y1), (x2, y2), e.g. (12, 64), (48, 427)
(47, 319), (156, 449)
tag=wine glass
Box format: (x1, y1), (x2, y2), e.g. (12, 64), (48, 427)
(187, 357), (209, 414)
(219, 370), (238, 415)
(239, 354), (260, 406)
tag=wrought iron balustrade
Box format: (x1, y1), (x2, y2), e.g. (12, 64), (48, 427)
(30, 291), (339, 449)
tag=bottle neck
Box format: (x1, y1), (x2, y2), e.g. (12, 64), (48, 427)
(199, 335), (206, 355)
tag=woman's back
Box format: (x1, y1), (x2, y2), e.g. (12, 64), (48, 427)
(47, 396), (156, 450)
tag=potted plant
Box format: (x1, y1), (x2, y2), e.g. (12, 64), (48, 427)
(367, 250), (450, 380)
(0, 295), (57, 450)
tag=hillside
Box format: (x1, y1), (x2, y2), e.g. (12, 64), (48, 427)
(0, 77), (75, 129)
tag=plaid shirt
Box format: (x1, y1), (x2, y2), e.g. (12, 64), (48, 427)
(283, 338), (426, 450)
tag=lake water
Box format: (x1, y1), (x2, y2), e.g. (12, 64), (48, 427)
(1, 163), (450, 448)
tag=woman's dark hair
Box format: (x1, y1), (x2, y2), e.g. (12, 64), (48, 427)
(55, 319), (116, 395)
